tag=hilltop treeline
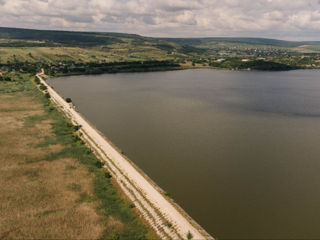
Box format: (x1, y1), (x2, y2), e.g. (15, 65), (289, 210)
(210, 59), (298, 71)
(0, 60), (181, 77)
(45, 60), (181, 76)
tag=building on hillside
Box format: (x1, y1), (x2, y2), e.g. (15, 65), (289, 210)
(216, 58), (226, 62)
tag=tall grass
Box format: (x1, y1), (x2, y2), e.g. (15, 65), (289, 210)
(6, 75), (150, 240)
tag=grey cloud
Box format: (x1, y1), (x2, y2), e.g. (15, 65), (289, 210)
(142, 16), (156, 25)
(1, 0), (320, 40)
(63, 15), (94, 23)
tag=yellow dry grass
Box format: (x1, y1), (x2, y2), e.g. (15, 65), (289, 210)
(0, 93), (104, 239)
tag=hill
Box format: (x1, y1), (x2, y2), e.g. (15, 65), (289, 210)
(0, 27), (320, 71)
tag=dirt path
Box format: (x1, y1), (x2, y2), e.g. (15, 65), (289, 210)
(37, 72), (214, 240)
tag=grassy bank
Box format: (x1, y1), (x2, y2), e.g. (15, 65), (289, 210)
(0, 74), (153, 239)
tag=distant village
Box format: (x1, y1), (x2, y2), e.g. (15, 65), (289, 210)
(1, 50), (320, 80)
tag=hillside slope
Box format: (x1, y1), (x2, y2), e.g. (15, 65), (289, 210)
(0, 27), (320, 70)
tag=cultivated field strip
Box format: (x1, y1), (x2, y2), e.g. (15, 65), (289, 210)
(37, 72), (214, 240)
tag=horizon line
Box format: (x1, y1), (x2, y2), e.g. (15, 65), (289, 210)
(1, 25), (319, 43)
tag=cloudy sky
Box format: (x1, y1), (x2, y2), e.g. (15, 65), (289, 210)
(1, 0), (320, 40)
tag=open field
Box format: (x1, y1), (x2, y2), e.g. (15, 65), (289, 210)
(0, 75), (152, 239)
(0, 44), (175, 64)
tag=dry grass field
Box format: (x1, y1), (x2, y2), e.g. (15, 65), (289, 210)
(0, 42), (174, 64)
(0, 76), (150, 239)
(0, 91), (105, 239)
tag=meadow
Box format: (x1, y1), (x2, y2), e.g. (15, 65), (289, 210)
(0, 74), (155, 239)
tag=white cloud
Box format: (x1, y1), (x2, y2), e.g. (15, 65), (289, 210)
(0, 0), (320, 40)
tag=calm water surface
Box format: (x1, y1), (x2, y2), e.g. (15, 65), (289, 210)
(48, 69), (320, 239)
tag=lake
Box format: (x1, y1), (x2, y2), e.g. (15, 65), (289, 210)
(48, 69), (320, 239)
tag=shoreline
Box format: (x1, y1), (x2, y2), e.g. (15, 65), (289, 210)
(37, 71), (214, 240)
(47, 65), (311, 79)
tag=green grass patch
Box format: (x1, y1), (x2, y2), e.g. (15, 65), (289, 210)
(24, 114), (48, 127)
(0, 107), (28, 112)
(77, 192), (97, 203)
(0, 73), (35, 91)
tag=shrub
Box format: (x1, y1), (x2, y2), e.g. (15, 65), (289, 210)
(110, 233), (120, 240)
(34, 77), (40, 84)
(105, 172), (112, 179)
(72, 134), (81, 142)
(40, 84), (47, 90)
(66, 97), (72, 103)
(164, 191), (170, 197)
(86, 149), (92, 155)
(44, 93), (51, 98)
(73, 125), (81, 131)
(96, 161), (103, 168)
(129, 203), (135, 209)
(187, 231), (193, 240)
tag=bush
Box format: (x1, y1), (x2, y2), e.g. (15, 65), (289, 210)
(86, 149), (92, 155)
(66, 97), (72, 103)
(34, 77), (40, 84)
(164, 191), (170, 197)
(96, 161), (103, 168)
(40, 84), (47, 90)
(187, 231), (193, 240)
(72, 134), (81, 142)
(66, 122), (73, 128)
(105, 172), (112, 179)
(44, 92), (51, 98)
(73, 125), (81, 131)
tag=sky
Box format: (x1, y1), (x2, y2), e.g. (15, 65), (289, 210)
(1, 0), (320, 40)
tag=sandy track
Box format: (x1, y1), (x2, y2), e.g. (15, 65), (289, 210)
(37, 72), (214, 240)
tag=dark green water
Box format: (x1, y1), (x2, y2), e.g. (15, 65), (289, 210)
(48, 69), (320, 239)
